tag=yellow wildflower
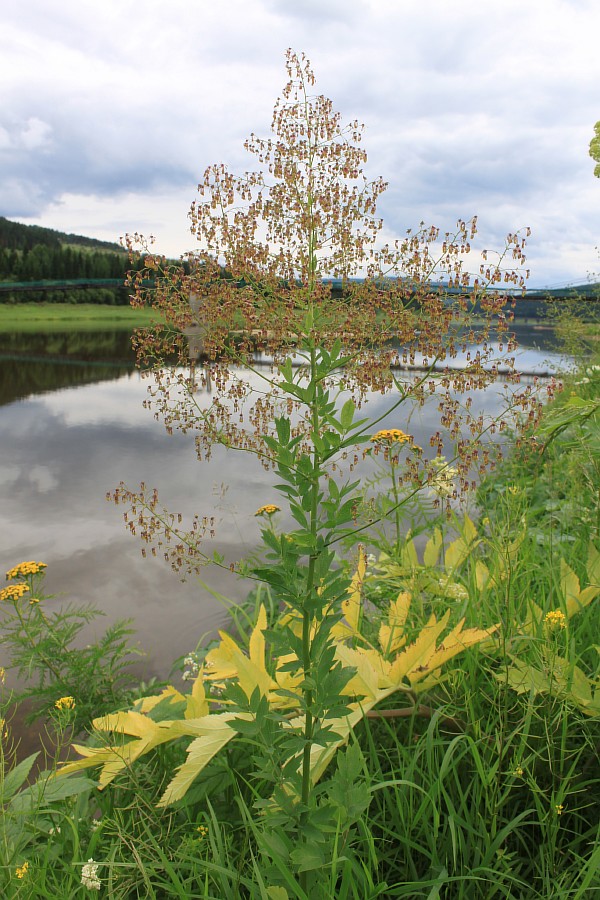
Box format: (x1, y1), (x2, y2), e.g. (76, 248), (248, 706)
(544, 609), (567, 629)
(196, 824), (208, 839)
(554, 803), (564, 816)
(370, 428), (411, 444)
(255, 504), (281, 517)
(0, 584), (29, 602)
(513, 765), (524, 777)
(15, 861), (29, 879)
(6, 561), (47, 580)
(55, 696), (76, 711)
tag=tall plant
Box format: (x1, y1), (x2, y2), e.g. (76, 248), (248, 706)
(99, 50), (542, 890)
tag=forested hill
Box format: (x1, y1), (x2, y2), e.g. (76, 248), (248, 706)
(0, 217), (131, 304)
(0, 216), (123, 253)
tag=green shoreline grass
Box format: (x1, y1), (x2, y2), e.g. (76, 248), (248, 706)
(0, 302), (160, 332)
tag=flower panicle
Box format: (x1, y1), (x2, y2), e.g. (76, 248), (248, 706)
(6, 561), (47, 581)
(0, 583), (29, 602)
(55, 696), (76, 711)
(81, 858), (101, 891)
(544, 609), (567, 629)
(255, 504), (281, 517)
(370, 428), (411, 445)
(15, 861), (29, 879)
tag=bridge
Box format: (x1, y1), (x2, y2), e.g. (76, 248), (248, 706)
(0, 278), (124, 293)
(0, 277), (598, 319)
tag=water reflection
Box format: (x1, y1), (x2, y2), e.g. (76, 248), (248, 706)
(0, 330), (135, 406)
(0, 326), (568, 679)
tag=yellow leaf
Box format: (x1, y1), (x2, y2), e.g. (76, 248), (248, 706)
(378, 590), (411, 655)
(423, 528), (443, 567)
(400, 536), (419, 569)
(388, 612), (450, 684)
(137, 685), (186, 714)
(561, 559), (581, 609)
(335, 644), (385, 699)
(204, 633), (238, 681)
(249, 605), (268, 669)
(91, 710), (159, 740)
(587, 543), (600, 587)
(158, 715), (240, 806)
(522, 600), (544, 634)
(475, 561), (490, 591)
(332, 552), (365, 641)
(462, 514), (478, 544)
(186, 671), (209, 719)
(424, 621), (498, 675)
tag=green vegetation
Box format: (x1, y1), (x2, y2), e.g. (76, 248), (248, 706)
(1, 354), (598, 897)
(590, 121), (600, 178)
(0, 216), (124, 253)
(0, 53), (597, 898)
(0, 303), (162, 332)
(0, 217), (131, 305)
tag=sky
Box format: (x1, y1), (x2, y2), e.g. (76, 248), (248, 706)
(1, 0), (599, 288)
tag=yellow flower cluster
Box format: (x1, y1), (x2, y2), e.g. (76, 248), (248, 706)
(544, 609), (567, 629)
(15, 861), (29, 879)
(0, 584), (29, 603)
(55, 696), (76, 711)
(6, 561), (47, 580)
(370, 428), (411, 444)
(255, 504), (281, 517)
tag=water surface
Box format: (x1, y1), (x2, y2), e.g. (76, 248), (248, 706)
(0, 325), (568, 679)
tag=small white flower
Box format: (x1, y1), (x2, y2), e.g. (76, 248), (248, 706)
(90, 817), (102, 832)
(427, 457), (457, 498)
(81, 858), (101, 890)
(437, 576), (469, 601)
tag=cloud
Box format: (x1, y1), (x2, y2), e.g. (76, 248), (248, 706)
(1, 0), (599, 284)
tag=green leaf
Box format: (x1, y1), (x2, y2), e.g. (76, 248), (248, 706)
(340, 398), (355, 431)
(289, 841), (327, 872)
(11, 773), (94, 813)
(0, 752), (39, 802)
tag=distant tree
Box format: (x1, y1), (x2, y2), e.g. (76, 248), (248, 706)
(590, 121), (600, 177)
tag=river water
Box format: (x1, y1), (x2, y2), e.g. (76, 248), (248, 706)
(0, 324), (568, 680)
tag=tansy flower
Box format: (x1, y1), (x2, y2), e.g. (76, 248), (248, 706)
(0, 584), (29, 602)
(15, 861), (29, 879)
(6, 561), (46, 580)
(55, 696), (76, 711)
(255, 504), (280, 517)
(370, 428), (411, 444)
(544, 609), (567, 629)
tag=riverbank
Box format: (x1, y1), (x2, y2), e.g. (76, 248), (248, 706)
(0, 302), (160, 332)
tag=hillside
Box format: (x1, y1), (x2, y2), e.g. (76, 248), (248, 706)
(0, 216), (124, 253)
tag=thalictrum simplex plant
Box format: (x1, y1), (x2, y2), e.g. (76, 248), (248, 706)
(59, 49), (549, 893)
